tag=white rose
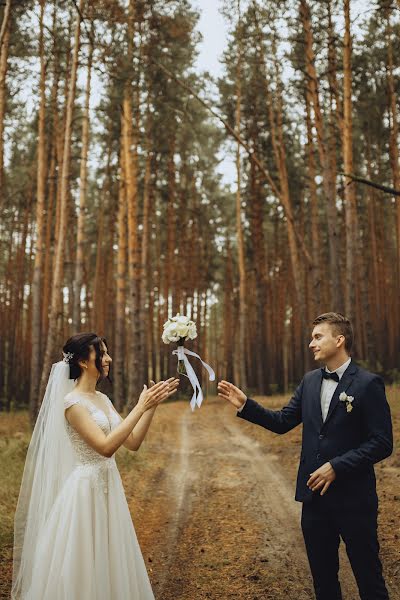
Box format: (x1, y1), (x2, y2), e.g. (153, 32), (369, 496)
(176, 323), (189, 337)
(171, 313), (186, 322)
(339, 392), (347, 401)
(162, 323), (180, 343)
(166, 333), (180, 343)
(162, 327), (172, 343)
(187, 324), (197, 339)
(176, 315), (190, 325)
(162, 315), (195, 343)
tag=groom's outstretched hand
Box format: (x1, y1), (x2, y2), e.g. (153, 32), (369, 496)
(217, 380), (247, 410)
(307, 462), (336, 496)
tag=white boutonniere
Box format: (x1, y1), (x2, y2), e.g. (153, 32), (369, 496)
(339, 392), (354, 413)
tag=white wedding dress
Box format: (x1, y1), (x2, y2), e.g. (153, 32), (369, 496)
(25, 390), (155, 600)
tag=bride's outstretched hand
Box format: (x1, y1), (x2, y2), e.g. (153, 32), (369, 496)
(137, 377), (179, 412)
(217, 380), (246, 409)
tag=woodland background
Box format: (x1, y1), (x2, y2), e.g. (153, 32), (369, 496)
(0, 0), (400, 420)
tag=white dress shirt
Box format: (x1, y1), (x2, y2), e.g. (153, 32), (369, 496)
(320, 357), (351, 421)
(237, 357), (352, 419)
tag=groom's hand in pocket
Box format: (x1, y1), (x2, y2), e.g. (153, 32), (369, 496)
(307, 462), (336, 495)
(217, 380), (246, 410)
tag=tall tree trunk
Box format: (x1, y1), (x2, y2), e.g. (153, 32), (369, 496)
(163, 138), (176, 377)
(165, 137), (176, 316)
(300, 0), (340, 309)
(114, 143), (127, 411)
(343, 0), (357, 321)
(0, 0), (11, 48)
(11, 200), (31, 405)
(273, 42), (306, 329)
(252, 8), (307, 330)
(249, 154), (269, 393)
(139, 144), (152, 385)
(234, 6), (247, 389)
(123, 0), (141, 406)
(93, 210), (104, 331)
(42, 143), (56, 340)
(223, 243), (234, 382)
(0, 0), (11, 207)
(30, 0), (47, 423)
(73, 24), (93, 329)
(385, 5), (400, 345)
(304, 86), (320, 317)
(38, 0), (84, 410)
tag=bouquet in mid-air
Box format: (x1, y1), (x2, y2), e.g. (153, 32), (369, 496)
(162, 314), (197, 374)
(162, 313), (215, 411)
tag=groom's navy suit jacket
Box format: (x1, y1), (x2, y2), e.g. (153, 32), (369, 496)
(238, 361), (393, 507)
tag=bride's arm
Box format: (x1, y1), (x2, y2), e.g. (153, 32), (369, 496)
(111, 405), (158, 451)
(109, 379), (178, 452)
(65, 379), (176, 457)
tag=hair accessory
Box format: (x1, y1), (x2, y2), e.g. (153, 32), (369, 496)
(62, 352), (74, 363)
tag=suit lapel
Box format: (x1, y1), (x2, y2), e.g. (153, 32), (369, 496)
(322, 360), (358, 428)
(311, 369), (324, 430)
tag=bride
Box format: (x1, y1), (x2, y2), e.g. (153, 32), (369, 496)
(12, 332), (179, 599)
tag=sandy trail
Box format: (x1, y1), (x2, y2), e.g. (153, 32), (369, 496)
(1, 397), (398, 599)
(222, 415), (359, 599)
(131, 399), (372, 599)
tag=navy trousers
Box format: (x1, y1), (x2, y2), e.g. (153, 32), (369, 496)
(301, 494), (389, 600)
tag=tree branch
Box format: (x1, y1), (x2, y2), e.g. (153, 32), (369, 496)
(340, 172), (400, 196)
(152, 59), (313, 266)
(0, 0), (11, 50)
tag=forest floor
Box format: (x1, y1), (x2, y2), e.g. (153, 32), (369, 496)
(1, 388), (399, 600)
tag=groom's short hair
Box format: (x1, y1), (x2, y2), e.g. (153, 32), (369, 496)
(312, 312), (353, 353)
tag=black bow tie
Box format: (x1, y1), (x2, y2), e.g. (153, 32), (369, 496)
(321, 369), (339, 382)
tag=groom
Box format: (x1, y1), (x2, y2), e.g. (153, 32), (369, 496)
(218, 312), (393, 600)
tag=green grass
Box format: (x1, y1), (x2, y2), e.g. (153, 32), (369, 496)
(0, 412), (30, 550)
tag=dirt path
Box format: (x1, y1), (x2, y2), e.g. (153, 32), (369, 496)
(127, 398), (390, 600)
(222, 416), (359, 599)
(1, 396), (398, 599)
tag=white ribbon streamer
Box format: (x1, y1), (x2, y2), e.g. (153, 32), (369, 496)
(172, 346), (215, 411)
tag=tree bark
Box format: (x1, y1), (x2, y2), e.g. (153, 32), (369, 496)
(272, 42), (306, 329)
(222, 243), (234, 382)
(30, 0), (47, 423)
(73, 23), (93, 329)
(385, 6), (400, 318)
(38, 0), (84, 409)
(342, 0), (357, 320)
(0, 0), (11, 206)
(300, 0), (340, 309)
(139, 142), (152, 386)
(304, 87), (320, 317)
(234, 4), (247, 389)
(123, 0), (141, 406)
(0, 0), (11, 49)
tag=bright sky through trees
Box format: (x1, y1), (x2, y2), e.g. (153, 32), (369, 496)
(191, 0), (373, 187)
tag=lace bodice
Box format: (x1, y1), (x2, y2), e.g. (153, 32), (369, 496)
(64, 391), (122, 468)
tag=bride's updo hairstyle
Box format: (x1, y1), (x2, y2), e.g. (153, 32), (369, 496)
(63, 332), (109, 380)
